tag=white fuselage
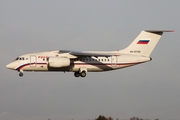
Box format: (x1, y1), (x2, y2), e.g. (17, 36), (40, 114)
(7, 50), (151, 72)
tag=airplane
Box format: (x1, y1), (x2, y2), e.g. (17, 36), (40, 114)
(6, 30), (173, 77)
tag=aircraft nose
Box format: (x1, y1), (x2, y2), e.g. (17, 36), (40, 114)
(6, 63), (15, 70)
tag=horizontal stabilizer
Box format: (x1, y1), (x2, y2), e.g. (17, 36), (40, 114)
(145, 30), (174, 35)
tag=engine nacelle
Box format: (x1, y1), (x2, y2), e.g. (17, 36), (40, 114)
(48, 57), (70, 68)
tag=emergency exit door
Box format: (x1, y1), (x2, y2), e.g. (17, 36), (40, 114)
(111, 56), (117, 66)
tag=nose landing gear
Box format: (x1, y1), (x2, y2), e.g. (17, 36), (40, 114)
(18, 70), (23, 77)
(19, 72), (23, 77)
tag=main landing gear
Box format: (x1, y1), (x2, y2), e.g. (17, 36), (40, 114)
(74, 71), (86, 77)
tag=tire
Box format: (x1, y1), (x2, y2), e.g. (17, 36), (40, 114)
(19, 72), (23, 77)
(80, 71), (86, 77)
(74, 72), (80, 77)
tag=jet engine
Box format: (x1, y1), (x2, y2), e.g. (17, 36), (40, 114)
(48, 57), (70, 68)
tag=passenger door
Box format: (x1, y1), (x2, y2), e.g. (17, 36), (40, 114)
(30, 55), (37, 67)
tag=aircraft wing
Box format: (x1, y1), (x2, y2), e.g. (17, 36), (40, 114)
(59, 50), (113, 57)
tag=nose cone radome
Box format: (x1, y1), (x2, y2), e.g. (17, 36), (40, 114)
(6, 63), (15, 70)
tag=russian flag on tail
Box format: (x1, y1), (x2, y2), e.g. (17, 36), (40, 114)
(137, 40), (150, 44)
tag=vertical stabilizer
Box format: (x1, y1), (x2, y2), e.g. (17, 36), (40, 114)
(119, 30), (173, 57)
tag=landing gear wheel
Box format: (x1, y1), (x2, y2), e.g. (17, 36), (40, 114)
(80, 71), (86, 77)
(74, 72), (80, 77)
(19, 72), (23, 77)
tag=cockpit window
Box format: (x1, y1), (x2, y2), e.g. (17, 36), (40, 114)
(15, 57), (25, 61)
(15, 57), (19, 60)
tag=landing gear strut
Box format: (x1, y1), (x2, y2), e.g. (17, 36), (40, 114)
(74, 71), (86, 77)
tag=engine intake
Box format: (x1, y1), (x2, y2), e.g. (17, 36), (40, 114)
(48, 57), (70, 68)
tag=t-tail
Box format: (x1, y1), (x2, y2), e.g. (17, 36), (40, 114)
(119, 30), (173, 57)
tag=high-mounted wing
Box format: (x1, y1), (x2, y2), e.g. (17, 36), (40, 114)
(70, 51), (112, 57)
(59, 50), (113, 57)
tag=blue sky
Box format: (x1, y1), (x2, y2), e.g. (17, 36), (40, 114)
(0, 1), (180, 120)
